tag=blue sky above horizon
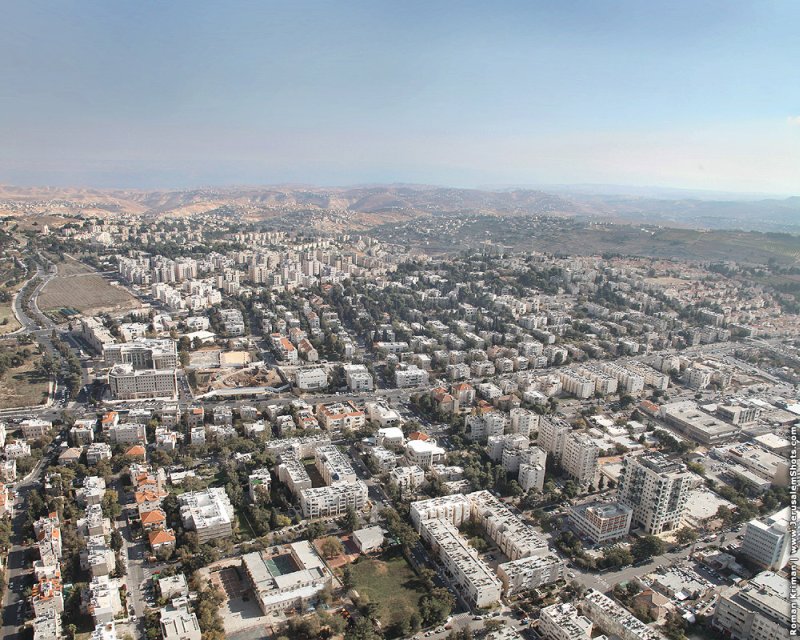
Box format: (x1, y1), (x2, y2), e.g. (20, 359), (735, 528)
(1, 1), (798, 194)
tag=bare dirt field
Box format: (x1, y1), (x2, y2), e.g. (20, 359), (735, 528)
(39, 273), (139, 314)
(52, 255), (94, 276)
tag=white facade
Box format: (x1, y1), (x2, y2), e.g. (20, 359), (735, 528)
(740, 507), (791, 571)
(108, 364), (177, 400)
(178, 488), (234, 543)
(569, 502), (633, 544)
(299, 481), (368, 518)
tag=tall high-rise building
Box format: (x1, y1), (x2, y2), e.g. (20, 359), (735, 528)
(561, 433), (599, 486)
(617, 452), (690, 534)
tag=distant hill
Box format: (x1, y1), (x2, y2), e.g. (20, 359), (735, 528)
(0, 183), (797, 233)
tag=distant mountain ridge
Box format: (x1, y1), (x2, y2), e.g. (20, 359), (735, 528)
(0, 183), (797, 232)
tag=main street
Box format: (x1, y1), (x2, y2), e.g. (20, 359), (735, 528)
(0, 436), (63, 640)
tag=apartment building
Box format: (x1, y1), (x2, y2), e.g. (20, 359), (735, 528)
(395, 364), (430, 388)
(299, 481), (368, 518)
(266, 434), (331, 459)
(31, 578), (64, 617)
(617, 452), (691, 534)
(32, 609), (61, 640)
(597, 362), (644, 394)
(87, 575), (122, 625)
(81, 536), (116, 578)
(576, 364), (620, 396)
(104, 338), (177, 370)
(418, 517), (503, 608)
(159, 600), (202, 640)
(270, 333), (297, 363)
(713, 571), (790, 640)
(558, 370), (595, 399)
(85, 443), (112, 465)
(277, 456), (312, 496)
(467, 411), (507, 441)
(537, 417), (572, 461)
(540, 603), (595, 640)
(569, 501), (633, 544)
(410, 494), (473, 529)
(518, 449), (547, 492)
(248, 468), (272, 503)
(582, 589), (666, 640)
(740, 507), (791, 571)
(342, 363), (374, 391)
(370, 446), (397, 471)
(315, 445), (358, 485)
(5, 441), (31, 459)
(20, 418), (51, 440)
(70, 421), (95, 445)
(509, 408), (540, 437)
(497, 554), (564, 595)
(469, 491), (549, 560)
(404, 439), (446, 468)
(316, 401), (366, 431)
(390, 465), (426, 493)
(219, 309), (245, 336)
(108, 363), (177, 400)
(487, 433), (529, 464)
(561, 433), (599, 486)
(178, 488), (234, 543)
(108, 422), (147, 445)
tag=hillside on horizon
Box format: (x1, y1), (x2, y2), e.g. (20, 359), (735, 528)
(1, 183), (799, 233)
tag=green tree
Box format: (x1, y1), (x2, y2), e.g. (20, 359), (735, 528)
(320, 536), (344, 559)
(675, 528), (698, 545)
(631, 535), (665, 562)
(419, 587), (454, 626)
(342, 505), (360, 532)
(101, 489), (122, 519)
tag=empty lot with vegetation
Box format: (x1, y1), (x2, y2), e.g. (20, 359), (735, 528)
(0, 343), (49, 409)
(348, 550), (425, 632)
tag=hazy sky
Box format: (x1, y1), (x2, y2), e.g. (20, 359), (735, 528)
(1, 1), (798, 194)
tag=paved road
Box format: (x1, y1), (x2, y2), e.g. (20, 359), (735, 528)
(567, 535), (738, 595)
(0, 439), (61, 640)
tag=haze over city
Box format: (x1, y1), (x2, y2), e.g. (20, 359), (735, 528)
(1, 1), (799, 194)
(0, 5), (796, 640)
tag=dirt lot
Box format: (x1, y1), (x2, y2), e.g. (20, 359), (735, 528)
(39, 273), (139, 314)
(50, 255), (94, 276)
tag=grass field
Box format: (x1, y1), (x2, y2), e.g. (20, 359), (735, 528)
(39, 272), (139, 314)
(0, 345), (49, 409)
(348, 549), (425, 629)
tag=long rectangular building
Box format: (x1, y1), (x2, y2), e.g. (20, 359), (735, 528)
(299, 481), (368, 519)
(659, 401), (738, 445)
(418, 517), (502, 608)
